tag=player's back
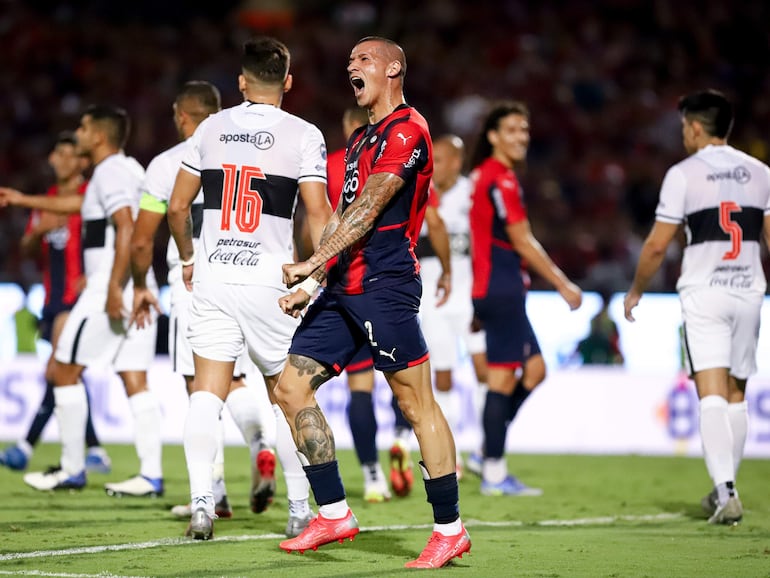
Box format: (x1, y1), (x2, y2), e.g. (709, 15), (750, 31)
(672, 144), (770, 293)
(80, 152), (145, 285)
(186, 102), (326, 288)
(142, 139), (204, 280)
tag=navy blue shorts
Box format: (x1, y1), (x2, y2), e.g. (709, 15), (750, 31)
(290, 278), (428, 374)
(38, 303), (74, 343)
(473, 295), (540, 369)
(346, 345), (374, 375)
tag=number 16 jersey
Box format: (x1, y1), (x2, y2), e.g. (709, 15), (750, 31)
(180, 101), (327, 288)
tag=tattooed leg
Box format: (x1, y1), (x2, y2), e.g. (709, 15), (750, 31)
(295, 405), (336, 464)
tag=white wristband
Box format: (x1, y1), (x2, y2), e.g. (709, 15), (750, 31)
(296, 276), (320, 295)
(180, 254), (195, 267)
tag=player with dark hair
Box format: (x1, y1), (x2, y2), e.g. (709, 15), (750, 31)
(0, 132), (111, 474)
(625, 89), (770, 525)
(1, 105), (164, 496)
(469, 100), (582, 496)
(275, 36), (470, 568)
(167, 36), (330, 540)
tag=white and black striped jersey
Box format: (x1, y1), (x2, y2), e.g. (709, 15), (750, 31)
(180, 101), (326, 287)
(655, 144), (770, 294)
(417, 174), (472, 258)
(81, 152), (145, 286)
(141, 138), (203, 284)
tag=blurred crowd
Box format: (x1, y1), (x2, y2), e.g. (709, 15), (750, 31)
(2, 0), (769, 292)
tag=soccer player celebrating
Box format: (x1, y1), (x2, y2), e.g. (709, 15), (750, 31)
(167, 36), (331, 540)
(276, 36), (470, 568)
(469, 101), (582, 496)
(625, 89), (770, 525)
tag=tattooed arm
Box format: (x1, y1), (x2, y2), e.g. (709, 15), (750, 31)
(282, 172), (404, 286)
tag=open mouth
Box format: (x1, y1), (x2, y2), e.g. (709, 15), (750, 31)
(351, 77), (365, 91)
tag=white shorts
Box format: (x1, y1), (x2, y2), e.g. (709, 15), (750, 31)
(680, 287), (763, 379)
(169, 280), (254, 377)
(188, 281), (299, 377)
(419, 256), (486, 371)
(55, 281), (157, 372)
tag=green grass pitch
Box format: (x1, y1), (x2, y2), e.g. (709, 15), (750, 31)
(1, 444), (769, 577)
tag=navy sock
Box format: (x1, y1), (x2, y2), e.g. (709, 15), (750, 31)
(303, 460), (346, 506)
(391, 394), (411, 432)
(484, 391), (512, 459)
(423, 466), (459, 524)
(508, 380), (531, 423)
(348, 391), (378, 465)
(25, 381), (55, 447)
(84, 383), (100, 448)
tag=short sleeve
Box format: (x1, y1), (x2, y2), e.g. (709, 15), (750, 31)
(655, 165), (687, 224)
(298, 124), (327, 184)
(492, 173), (527, 225)
(180, 119), (207, 177)
(371, 122), (428, 181)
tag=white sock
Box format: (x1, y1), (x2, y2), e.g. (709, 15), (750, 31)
(54, 383), (88, 475)
(185, 391), (224, 510)
(226, 386), (264, 462)
(482, 457), (507, 484)
(212, 415), (226, 502)
(434, 518), (463, 536)
(727, 401), (748, 476)
(434, 390), (459, 435)
(319, 498), (350, 519)
(699, 395), (734, 488)
(273, 404), (310, 501)
(474, 383), (488, 454)
(129, 390), (163, 479)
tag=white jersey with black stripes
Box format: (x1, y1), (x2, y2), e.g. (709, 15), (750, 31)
(655, 144), (770, 294)
(180, 101), (327, 287)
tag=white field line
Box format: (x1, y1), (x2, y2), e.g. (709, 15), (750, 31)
(0, 572), (146, 578)
(0, 512), (684, 565)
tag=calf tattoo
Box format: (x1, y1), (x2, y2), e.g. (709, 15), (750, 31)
(295, 405), (336, 464)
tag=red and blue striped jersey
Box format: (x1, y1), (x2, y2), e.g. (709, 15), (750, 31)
(327, 105), (433, 295)
(25, 183), (86, 307)
(469, 157), (528, 299)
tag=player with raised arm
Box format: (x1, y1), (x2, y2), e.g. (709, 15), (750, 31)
(469, 101), (582, 496)
(625, 89), (770, 525)
(0, 105), (164, 496)
(0, 132), (111, 475)
(167, 36), (330, 540)
(275, 36), (470, 568)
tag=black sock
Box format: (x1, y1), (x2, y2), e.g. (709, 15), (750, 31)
(25, 381), (56, 447)
(508, 379), (532, 422)
(423, 466), (459, 524)
(348, 391), (378, 465)
(484, 391), (512, 459)
(303, 460), (346, 506)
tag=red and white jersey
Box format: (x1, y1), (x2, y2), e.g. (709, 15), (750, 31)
(180, 101), (327, 287)
(80, 152), (145, 286)
(655, 144), (770, 294)
(142, 138), (204, 284)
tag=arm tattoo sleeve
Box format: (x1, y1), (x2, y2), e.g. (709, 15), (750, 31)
(308, 172), (404, 268)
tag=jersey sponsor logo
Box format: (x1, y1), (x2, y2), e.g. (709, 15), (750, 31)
(45, 226), (70, 250)
(208, 238), (262, 267)
(709, 264), (753, 290)
(396, 132), (413, 146)
(403, 147), (421, 169)
(706, 166), (751, 184)
(218, 131), (275, 150)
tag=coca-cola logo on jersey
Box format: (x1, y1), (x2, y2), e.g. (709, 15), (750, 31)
(209, 238), (262, 267)
(218, 131), (275, 150)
